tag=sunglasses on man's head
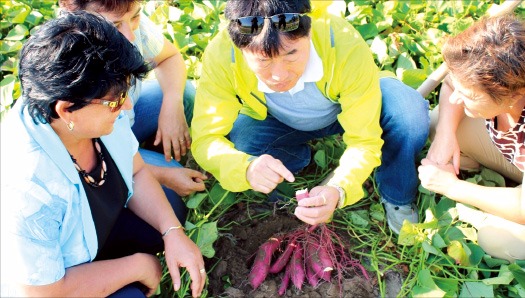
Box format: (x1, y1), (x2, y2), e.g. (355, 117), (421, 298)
(90, 91), (127, 112)
(234, 13), (305, 35)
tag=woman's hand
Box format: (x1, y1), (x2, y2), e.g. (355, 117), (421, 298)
(155, 104), (191, 162)
(294, 185), (339, 225)
(163, 230), (206, 298)
(162, 168), (207, 197)
(133, 253), (163, 297)
(418, 158), (459, 195)
(426, 130), (461, 174)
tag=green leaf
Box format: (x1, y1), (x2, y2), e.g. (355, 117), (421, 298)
(431, 233), (446, 249)
(459, 282), (493, 297)
(480, 167), (506, 187)
(6, 5), (31, 24)
(483, 255), (510, 268)
(457, 226), (477, 242)
(25, 10), (44, 26)
(434, 279), (459, 297)
(348, 210), (370, 228)
(509, 263), (525, 288)
(482, 265), (514, 285)
(191, 221), (219, 258)
(191, 2), (210, 20)
(422, 240), (441, 256)
(356, 23), (379, 40)
(412, 269), (446, 297)
(447, 240), (470, 266)
(396, 52), (417, 71)
(369, 203), (384, 221)
(509, 284), (525, 298)
(467, 243), (485, 266)
(399, 68), (427, 89)
(1, 75), (16, 109)
(313, 149), (327, 169)
(4, 24), (29, 41)
(444, 226), (465, 242)
(0, 40), (23, 54)
(398, 221), (421, 246)
(186, 192), (207, 209)
(209, 183), (235, 206)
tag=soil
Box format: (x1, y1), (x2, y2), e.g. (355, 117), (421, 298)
(204, 202), (380, 298)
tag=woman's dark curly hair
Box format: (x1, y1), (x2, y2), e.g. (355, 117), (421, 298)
(19, 10), (150, 124)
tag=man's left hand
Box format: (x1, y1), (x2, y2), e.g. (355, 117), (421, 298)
(294, 185), (339, 225)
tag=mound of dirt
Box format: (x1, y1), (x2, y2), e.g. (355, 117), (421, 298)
(205, 203), (379, 297)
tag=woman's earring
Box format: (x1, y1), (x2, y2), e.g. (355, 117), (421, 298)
(66, 121), (75, 131)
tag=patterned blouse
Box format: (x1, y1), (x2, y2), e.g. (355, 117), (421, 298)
(486, 108), (525, 172)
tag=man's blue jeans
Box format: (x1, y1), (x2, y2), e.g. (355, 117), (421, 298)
(229, 78), (429, 205)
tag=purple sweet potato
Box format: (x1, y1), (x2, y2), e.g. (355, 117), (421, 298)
(306, 258), (321, 287)
(278, 271), (290, 296)
(287, 243), (305, 290)
(249, 237), (282, 289)
(305, 241), (333, 282)
(269, 240), (296, 274)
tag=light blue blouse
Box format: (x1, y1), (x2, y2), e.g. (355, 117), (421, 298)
(1, 101), (138, 294)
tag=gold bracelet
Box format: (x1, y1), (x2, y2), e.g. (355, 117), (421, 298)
(161, 225), (184, 237)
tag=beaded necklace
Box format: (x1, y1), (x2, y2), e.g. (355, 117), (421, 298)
(70, 138), (107, 187)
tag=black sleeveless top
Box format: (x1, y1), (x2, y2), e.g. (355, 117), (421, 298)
(79, 140), (129, 250)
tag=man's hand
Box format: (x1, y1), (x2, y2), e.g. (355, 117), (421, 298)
(294, 185), (339, 225)
(155, 104), (191, 162)
(246, 154), (295, 193)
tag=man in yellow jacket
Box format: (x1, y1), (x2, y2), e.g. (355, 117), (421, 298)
(191, 0), (429, 234)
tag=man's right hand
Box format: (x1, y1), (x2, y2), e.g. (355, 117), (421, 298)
(246, 154), (295, 193)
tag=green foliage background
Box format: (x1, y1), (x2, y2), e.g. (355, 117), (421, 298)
(2, 1), (525, 297)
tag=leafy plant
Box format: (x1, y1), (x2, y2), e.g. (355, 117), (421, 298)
(3, 1), (525, 297)
(0, 0), (58, 120)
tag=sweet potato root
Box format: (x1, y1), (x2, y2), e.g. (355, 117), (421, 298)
(249, 237), (281, 289)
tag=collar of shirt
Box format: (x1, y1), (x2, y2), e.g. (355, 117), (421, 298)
(257, 39), (324, 95)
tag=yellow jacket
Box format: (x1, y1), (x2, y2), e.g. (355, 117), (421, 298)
(191, 9), (383, 207)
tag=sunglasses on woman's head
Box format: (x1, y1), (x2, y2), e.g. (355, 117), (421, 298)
(234, 13), (305, 35)
(90, 91), (127, 112)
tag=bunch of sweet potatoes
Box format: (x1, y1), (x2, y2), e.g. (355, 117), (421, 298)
(248, 189), (368, 296)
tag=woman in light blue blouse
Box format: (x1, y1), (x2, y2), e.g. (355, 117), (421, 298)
(59, 0), (208, 199)
(0, 11), (206, 298)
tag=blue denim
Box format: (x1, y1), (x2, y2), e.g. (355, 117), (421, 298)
(376, 78), (429, 205)
(229, 114), (344, 173)
(229, 78), (429, 205)
(108, 284), (147, 298)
